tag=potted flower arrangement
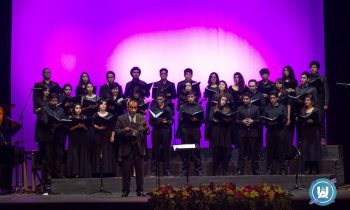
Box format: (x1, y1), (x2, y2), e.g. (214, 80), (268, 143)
(148, 182), (293, 210)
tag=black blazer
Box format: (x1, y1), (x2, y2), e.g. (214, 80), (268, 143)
(115, 114), (149, 157)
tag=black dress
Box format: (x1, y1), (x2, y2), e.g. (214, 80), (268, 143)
(209, 106), (232, 175)
(204, 85), (219, 140)
(66, 115), (91, 178)
(300, 108), (321, 162)
(91, 112), (116, 176)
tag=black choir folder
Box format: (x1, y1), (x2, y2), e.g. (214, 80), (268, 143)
(204, 88), (217, 98)
(288, 94), (305, 99)
(82, 97), (102, 108)
(250, 97), (261, 105)
(260, 115), (281, 121)
(94, 115), (115, 126)
(57, 96), (82, 108)
(182, 110), (204, 122)
(138, 102), (150, 110)
(298, 110), (318, 121)
(69, 117), (93, 127)
(259, 84), (275, 94)
(309, 78), (323, 88)
(213, 111), (237, 121)
(149, 108), (169, 119)
(152, 85), (173, 95)
(191, 82), (201, 88)
(130, 82), (153, 96)
(48, 114), (71, 125)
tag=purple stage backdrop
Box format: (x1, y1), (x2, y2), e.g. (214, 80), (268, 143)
(11, 0), (324, 150)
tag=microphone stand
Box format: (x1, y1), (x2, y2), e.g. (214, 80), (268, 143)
(14, 88), (34, 193)
(90, 137), (111, 194)
(288, 148), (305, 192)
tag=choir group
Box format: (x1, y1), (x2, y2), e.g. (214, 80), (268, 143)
(30, 61), (328, 196)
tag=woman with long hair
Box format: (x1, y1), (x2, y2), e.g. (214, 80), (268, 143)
(66, 103), (91, 178)
(298, 94), (321, 174)
(204, 72), (220, 140)
(282, 66), (298, 94)
(75, 72), (96, 96)
(228, 72), (248, 105)
(209, 94), (233, 175)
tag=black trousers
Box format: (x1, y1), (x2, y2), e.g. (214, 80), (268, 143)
(266, 127), (285, 171)
(151, 127), (171, 173)
(237, 131), (259, 171)
(181, 127), (202, 172)
(212, 146), (229, 175)
(319, 108), (326, 139)
(39, 141), (55, 177)
(121, 146), (144, 193)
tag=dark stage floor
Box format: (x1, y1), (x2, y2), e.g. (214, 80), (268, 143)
(1, 189), (350, 210)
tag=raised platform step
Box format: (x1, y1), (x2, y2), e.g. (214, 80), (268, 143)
(52, 174), (334, 194)
(161, 144), (343, 160)
(115, 159), (344, 184)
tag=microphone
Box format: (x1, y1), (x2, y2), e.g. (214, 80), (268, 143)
(31, 88), (43, 90)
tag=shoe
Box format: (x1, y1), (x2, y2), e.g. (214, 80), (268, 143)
(266, 169), (271, 175)
(149, 171), (157, 177)
(311, 167), (319, 174)
(252, 169), (259, 175)
(237, 169), (243, 175)
(304, 169), (311, 175)
(164, 170), (171, 176)
(179, 170), (187, 176)
(196, 171), (203, 176)
(137, 191), (145, 196)
(121, 192), (129, 197)
(280, 170), (286, 175)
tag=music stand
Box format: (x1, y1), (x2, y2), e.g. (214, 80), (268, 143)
(289, 147), (305, 192)
(173, 144), (198, 184)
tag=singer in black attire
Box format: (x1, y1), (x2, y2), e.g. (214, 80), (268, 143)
(33, 68), (60, 108)
(295, 72), (318, 146)
(298, 94), (321, 174)
(91, 100), (116, 176)
(309, 61), (329, 144)
(262, 91), (287, 175)
(209, 95), (232, 175)
(149, 94), (173, 176)
(38, 93), (65, 179)
(204, 72), (220, 140)
(248, 79), (265, 161)
(176, 68), (201, 111)
(66, 104), (91, 178)
(75, 72), (96, 96)
(257, 68), (274, 104)
(179, 91), (204, 176)
(99, 71), (124, 99)
(151, 68), (177, 112)
(124, 67), (149, 98)
(235, 93), (261, 175)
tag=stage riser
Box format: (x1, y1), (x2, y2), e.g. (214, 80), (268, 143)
(51, 175), (333, 194)
(161, 145), (343, 161)
(113, 159), (343, 183)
